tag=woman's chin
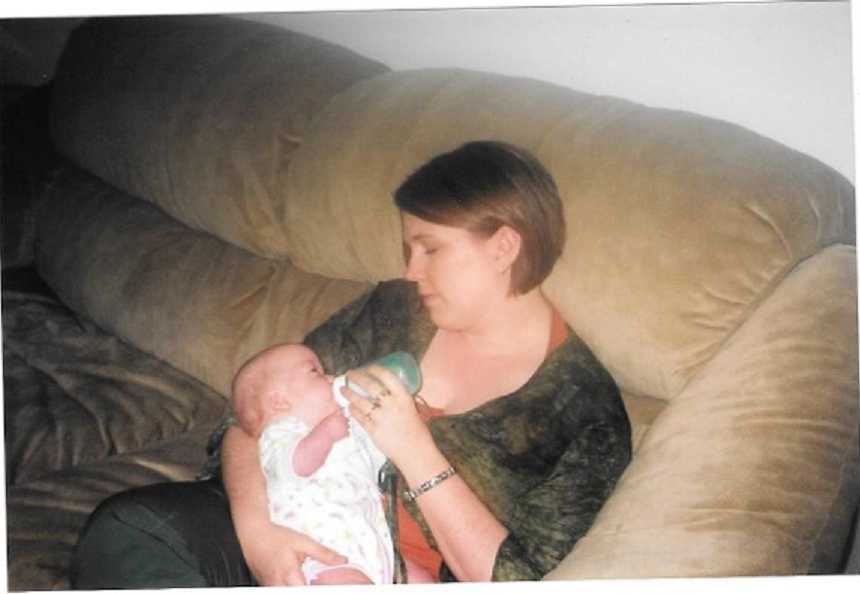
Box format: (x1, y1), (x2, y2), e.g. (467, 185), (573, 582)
(427, 308), (466, 332)
(424, 304), (447, 326)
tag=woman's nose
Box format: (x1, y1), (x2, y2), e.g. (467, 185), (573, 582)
(405, 262), (426, 282)
(404, 253), (423, 281)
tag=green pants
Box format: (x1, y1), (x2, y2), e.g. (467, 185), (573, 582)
(72, 479), (255, 588)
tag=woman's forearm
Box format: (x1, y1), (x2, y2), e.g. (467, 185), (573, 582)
(221, 426), (271, 542)
(397, 445), (508, 582)
(341, 367), (509, 582)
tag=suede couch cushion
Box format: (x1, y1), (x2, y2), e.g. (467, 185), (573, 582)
(49, 15), (389, 259)
(548, 245), (859, 577)
(35, 164), (370, 397)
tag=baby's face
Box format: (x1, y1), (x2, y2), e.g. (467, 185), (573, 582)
(264, 347), (337, 428)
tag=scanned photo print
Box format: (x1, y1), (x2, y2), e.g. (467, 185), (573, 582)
(2, 1), (858, 592)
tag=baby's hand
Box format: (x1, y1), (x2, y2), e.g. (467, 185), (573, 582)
(318, 409), (349, 441)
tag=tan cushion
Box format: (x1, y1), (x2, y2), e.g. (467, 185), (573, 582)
(35, 165), (370, 396)
(49, 15), (388, 258)
(281, 68), (855, 401)
(282, 68), (603, 281)
(547, 245), (859, 577)
(621, 392), (666, 453)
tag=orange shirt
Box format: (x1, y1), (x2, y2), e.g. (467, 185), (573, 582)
(397, 308), (569, 582)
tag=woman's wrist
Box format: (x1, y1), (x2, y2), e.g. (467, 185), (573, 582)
(404, 466), (457, 501)
(394, 437), (453, 494)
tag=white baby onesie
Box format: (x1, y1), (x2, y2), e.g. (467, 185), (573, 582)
(258, 378), (393, 584)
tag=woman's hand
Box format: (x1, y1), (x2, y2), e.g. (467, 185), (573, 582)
(342, 366), (508, 581)
(342, 367), (510, 582)
(241, 522), (347, 586)
(341, 365), (434, 466)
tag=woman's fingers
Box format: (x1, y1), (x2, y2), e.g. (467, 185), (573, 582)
(299, 533), (348, 566)
(363, 365), (402, 396)
(342, 369), (385, 422)
(344, 368), (384, 398)
(283, 567), (307, 587)
(266, 534), (347, 586)
(252, 527), (347, 586)
(340, 381), (374, 421)
(345, 366), (404, 401)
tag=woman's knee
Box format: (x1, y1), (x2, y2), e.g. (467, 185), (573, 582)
(70, 485), (217, 589)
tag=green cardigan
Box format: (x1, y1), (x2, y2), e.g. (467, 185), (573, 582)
(205, 279), (631, 582)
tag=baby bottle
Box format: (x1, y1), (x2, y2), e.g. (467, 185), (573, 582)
(340, 351), (423, 397)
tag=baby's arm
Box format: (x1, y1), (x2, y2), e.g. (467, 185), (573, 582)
(292, 410), (349, 477)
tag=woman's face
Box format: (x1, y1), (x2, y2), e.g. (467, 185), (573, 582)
(401, 213), (511, 331)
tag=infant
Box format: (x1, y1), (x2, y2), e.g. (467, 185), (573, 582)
(231, 343), (393, 586)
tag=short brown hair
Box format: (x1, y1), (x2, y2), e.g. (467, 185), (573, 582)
(394, 140), (566, 295)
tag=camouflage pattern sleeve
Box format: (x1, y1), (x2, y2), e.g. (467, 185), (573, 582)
(428, 333), (632, 583)
(302, 285), (378, 376)
(491, 408), (631, 580)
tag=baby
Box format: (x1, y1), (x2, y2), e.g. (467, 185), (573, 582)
(231, 343), (393, 586)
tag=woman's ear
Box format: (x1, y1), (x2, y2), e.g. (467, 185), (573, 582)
(490, 225), (522, 272)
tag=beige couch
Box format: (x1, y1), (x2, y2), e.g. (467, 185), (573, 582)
(3, 14), (858, 590)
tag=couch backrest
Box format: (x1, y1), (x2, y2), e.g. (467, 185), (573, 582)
(48, 20), (855, 404)
(49, 15), (390, 258)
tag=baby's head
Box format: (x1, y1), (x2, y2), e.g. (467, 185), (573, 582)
(231, 343), (337, 437)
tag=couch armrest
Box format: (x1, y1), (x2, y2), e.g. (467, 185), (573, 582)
(548, 244), (859, 578)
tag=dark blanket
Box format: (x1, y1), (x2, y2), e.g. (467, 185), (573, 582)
(3, 273), (229, 590)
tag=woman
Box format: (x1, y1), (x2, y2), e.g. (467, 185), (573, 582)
(72, 140), (631, 587)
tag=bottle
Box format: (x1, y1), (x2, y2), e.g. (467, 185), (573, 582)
(338, 351), (422, 397)
(364, 351), (422, 395)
